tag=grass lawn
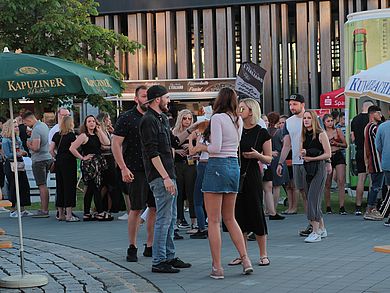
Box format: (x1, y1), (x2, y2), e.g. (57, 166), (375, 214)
(25, 188), (359, 215)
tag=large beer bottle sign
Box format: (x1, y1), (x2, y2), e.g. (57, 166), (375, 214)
(349, 28), (368, 178)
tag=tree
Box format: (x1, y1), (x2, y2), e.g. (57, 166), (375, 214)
(0, 0), (142, 114)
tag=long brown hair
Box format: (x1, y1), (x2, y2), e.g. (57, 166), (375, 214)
(204, 87), (239, 142)
(322, 114), (335, 130)
(80, 115), (97, 134)
(213, 87), (239, 127)
(301, 110), (323, 143)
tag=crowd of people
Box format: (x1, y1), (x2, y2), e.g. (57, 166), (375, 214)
(0, 85), (389, 279)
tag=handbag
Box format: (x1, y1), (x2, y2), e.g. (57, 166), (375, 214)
(50, 133), (64, 173)
(11, 161), (25, 172)
(238, 129), (261, 194)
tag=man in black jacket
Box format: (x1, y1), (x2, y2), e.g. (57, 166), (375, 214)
(139, 85), (192, 273)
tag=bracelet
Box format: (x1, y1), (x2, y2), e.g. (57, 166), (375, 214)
(186, 129), (191, 134)
(325, 159), (331, 163)
(278, 162), (283, 166)
(162, 176), (169, 180)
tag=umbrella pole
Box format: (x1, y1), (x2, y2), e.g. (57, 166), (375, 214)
(0, 99), (48, 289)
(9, 99), (25, 276)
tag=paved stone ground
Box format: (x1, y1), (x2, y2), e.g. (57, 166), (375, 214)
(1, 210), (390, 292)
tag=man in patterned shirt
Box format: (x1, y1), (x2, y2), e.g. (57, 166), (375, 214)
(363, 105), (384, 221)
(112, 85), (156, 262)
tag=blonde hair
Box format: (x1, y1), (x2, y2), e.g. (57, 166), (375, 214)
(240, 98), (261, 125)
(59, 116), (74, 135)
(1, 119), (19, 138)
(301, 110), (323, 143)
(172, 109), (193, 135)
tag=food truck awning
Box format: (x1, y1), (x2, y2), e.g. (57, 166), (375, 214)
(110, 78), (236, 101)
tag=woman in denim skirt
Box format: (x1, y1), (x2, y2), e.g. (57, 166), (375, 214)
(193, 88), (253, 279)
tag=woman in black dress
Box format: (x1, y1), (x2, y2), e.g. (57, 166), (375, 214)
(50, 116), (78, 222)
(96, 112), (121, 215)
(231, 98), (273, 266)
(70, 115), (111, 221)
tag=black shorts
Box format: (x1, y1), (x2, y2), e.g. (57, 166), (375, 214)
(331, 150), (346, 169)
(355, 149), (367, 174)
(263, 168), (273, 182)
(124, 171), (156, 210)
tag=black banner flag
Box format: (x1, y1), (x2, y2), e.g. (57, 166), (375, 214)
(235, 62), (267, 102)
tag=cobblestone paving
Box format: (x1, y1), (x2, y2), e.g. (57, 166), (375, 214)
(0, 236), (159, 293)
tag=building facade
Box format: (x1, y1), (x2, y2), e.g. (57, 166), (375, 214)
(95, 0), (389, 113)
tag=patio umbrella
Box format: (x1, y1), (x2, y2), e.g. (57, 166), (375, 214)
(0, 50), (121, 289)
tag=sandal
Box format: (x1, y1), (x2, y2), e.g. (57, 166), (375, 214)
(258, 256), (270, 266)
(95, 212), (114, 222)
(66, 216), (80, 222)
(228, 257), (242, 266)
(83, 214), (95, 222)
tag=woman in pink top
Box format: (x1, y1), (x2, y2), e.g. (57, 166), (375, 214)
(194, 88), (253, 279)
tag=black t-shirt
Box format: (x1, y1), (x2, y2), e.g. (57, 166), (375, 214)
(52, 132), (76, 159)
(351, 113), (369, 151)
(113, 106), (145, 172)
(240, 125), (271, 171)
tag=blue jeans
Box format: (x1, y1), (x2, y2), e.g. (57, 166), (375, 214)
(368, 172), (385, 208)
(194, 162), (207, 230)
(149, 177), (177, 265)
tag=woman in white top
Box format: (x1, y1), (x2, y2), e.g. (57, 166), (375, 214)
(193, 88), (253, 279)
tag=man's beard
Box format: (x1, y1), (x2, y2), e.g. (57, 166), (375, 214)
(291, 107), (302, 115)
(140, 103), (148, 112)
(159, 100), (169, 112)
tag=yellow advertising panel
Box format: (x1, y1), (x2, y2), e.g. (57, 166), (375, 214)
(344, 9), (390, 187)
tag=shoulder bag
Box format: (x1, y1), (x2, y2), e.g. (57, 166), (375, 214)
(50, 134), (63, 173)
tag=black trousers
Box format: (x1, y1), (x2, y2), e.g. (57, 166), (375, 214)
(175, 161), (197, 221)
(4, 160), (31, 207)
(55, 156), (77, 208)
(84, 181), (104, 214)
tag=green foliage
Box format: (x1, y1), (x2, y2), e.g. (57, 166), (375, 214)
(0, 0), (142, 114)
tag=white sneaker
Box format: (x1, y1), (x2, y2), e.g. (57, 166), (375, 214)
(21, 210), (33, 217)
(304, 232), (321, 243)
(118, 213), (129, 221)
(319, 228), (327, 238)
(9, 211), (18, 218)
(364, 209), (384, 221)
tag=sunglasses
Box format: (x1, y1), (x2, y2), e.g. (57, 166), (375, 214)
(182, 117), (192, 121)
(239, 106), (251, 113)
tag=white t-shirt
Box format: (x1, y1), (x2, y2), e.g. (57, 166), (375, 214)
(257, 118), (267, 129)
(283, 115), (303, 165)
(48, 124), (59, 145)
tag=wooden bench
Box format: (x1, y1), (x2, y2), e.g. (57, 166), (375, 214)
(373, 245), (390, 254)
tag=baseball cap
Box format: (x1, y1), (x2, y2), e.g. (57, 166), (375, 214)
(145, 85), (168, 104)
(285, 94), (305, 103)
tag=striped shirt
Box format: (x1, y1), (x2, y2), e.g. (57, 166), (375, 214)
(364, 122), (382, 174)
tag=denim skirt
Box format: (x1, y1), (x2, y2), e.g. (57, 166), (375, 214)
(202, 157), (240, 193)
